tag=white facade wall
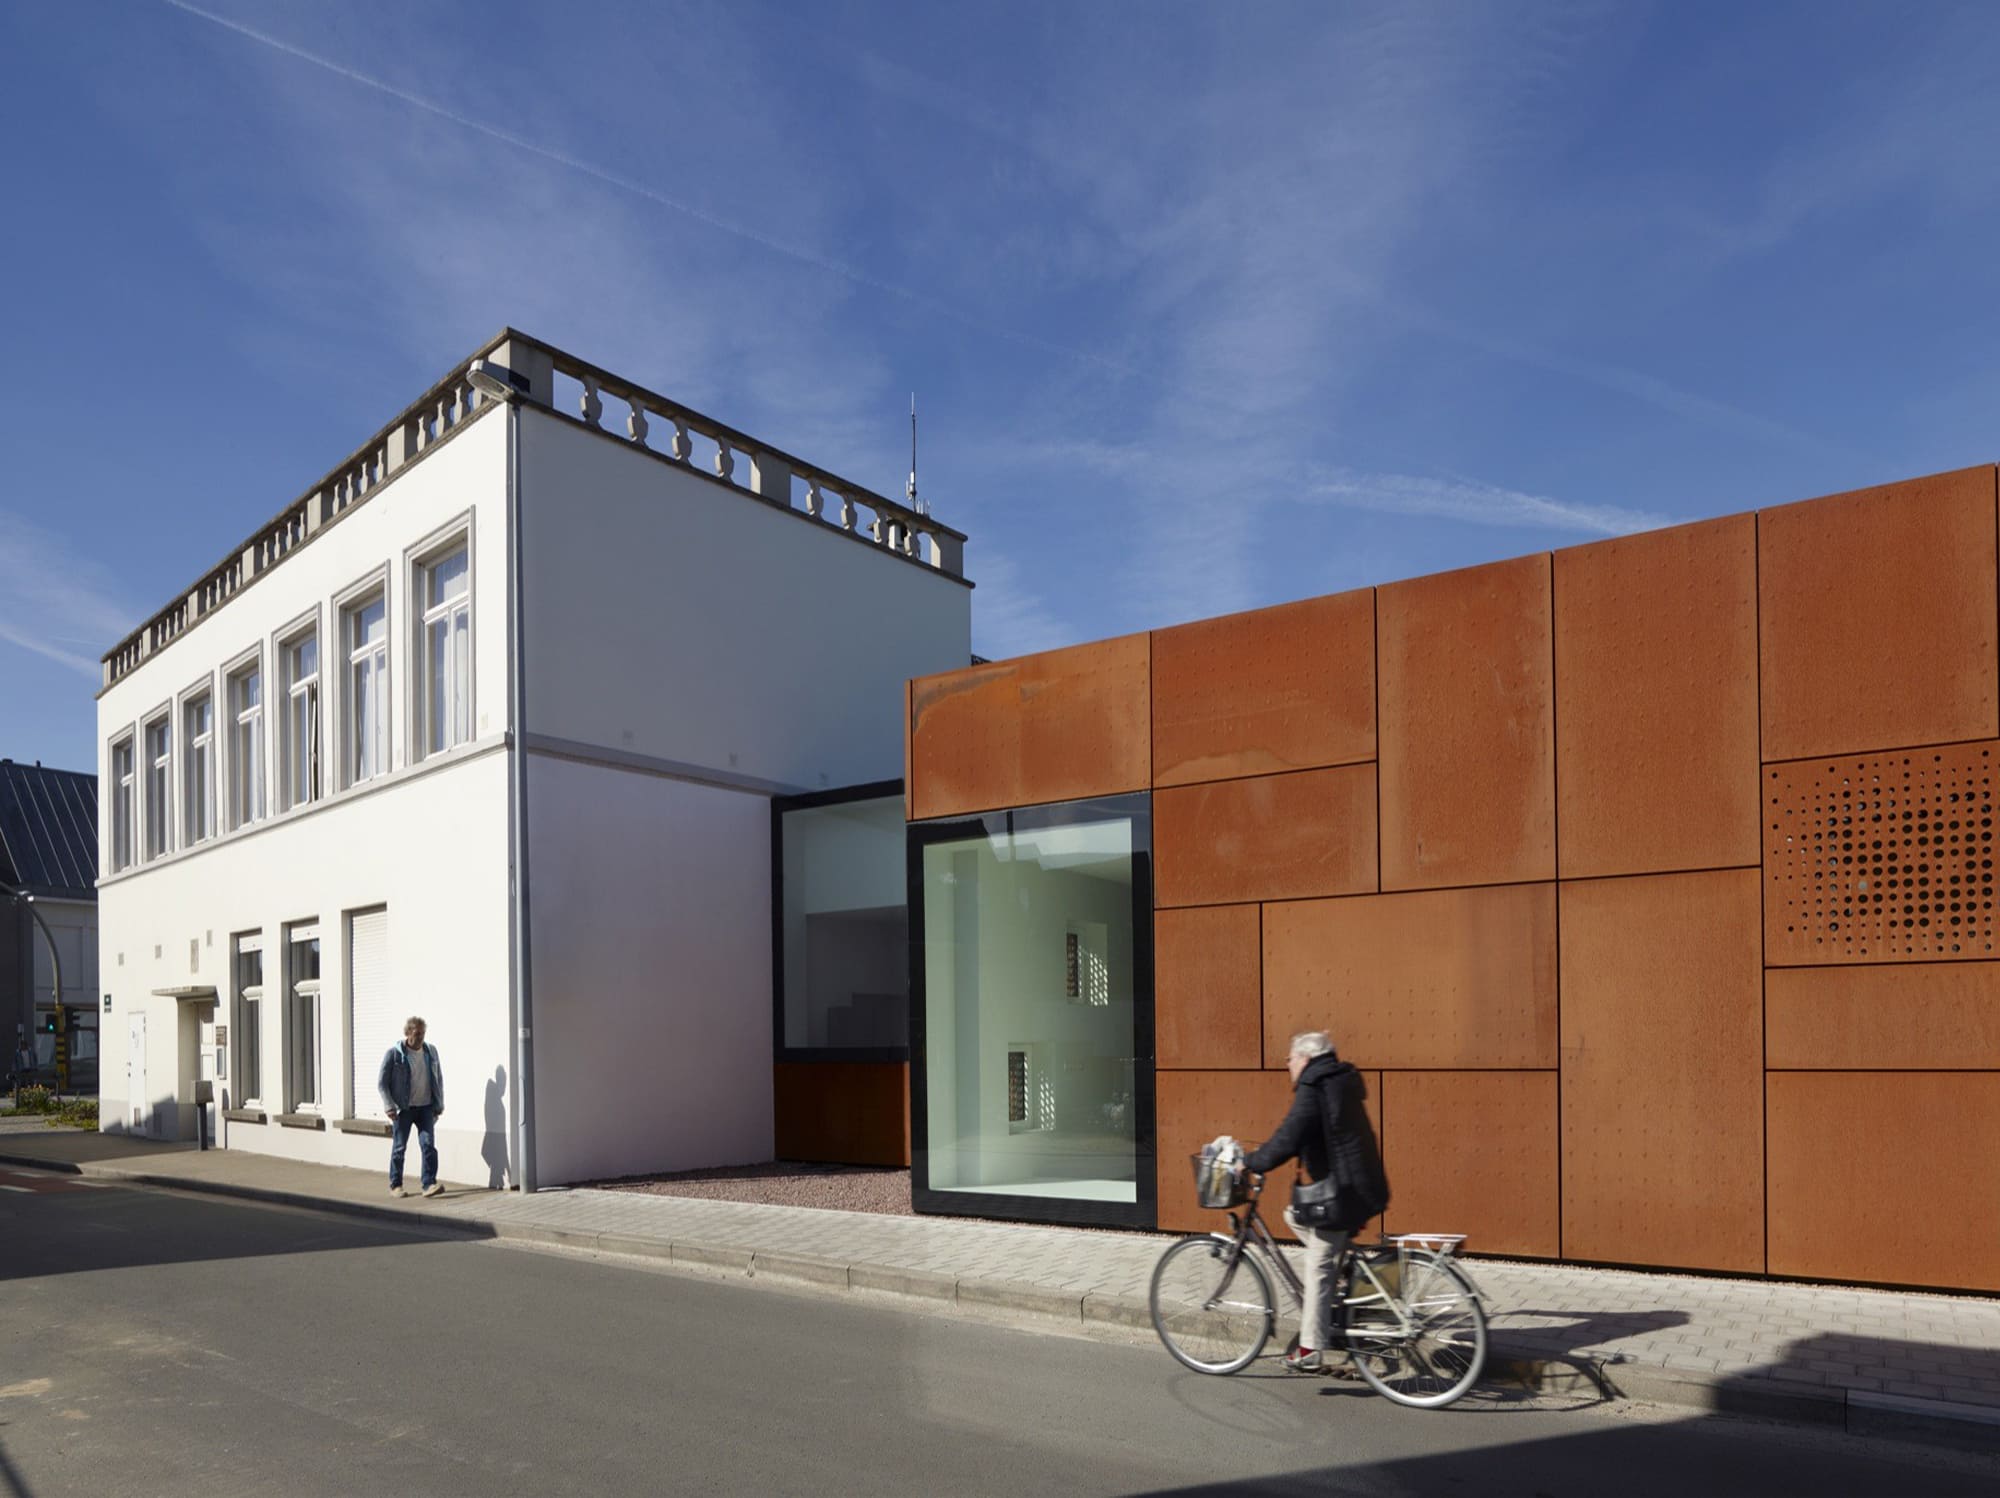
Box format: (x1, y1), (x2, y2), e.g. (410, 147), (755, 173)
(515, 406), (970, 1181)
(517, 407), (971, 793)
(95, 414), (513, 1185)
(526, 754), (772, 1182)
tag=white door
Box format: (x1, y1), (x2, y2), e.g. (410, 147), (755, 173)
(127, 1012), (148, 1135)
(348, 908), (391, 1119)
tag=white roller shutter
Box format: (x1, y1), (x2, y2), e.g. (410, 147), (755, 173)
(347, 908), (392, 1119)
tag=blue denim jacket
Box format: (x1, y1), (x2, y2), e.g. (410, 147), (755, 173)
(377, 1042), (445, 1113)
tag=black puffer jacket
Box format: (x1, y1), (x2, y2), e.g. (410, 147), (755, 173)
(1244, 1054), (1389, 1224)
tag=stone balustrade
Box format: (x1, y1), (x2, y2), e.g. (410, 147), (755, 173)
(543, 348), (967, 578)
(101, 331), (967, 690)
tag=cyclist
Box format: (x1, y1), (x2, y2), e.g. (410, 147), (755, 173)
(1243, 1031), (1390, 1373)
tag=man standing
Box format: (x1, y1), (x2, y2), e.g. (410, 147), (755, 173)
(378, 1016), (445, 1198)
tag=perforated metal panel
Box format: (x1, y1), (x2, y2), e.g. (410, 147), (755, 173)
(1765, 743), (1997, 964)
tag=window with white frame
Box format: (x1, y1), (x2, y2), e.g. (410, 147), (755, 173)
(109, 734), (136, 872)
(183, 689), (215, 845)
(143, 713), (171, 860)
(233, 931), (264, 1105)
(228, 657), (264, 827)
(284, 921), (321, 1110)
(418, 543), (471, 757)
(281, 626), (321, 809)
(344, 589), (389, 785)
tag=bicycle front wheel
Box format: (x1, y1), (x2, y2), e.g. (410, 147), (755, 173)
(1341, 1249), (1487, 1408)
(1150, 1234), (1276, 1375)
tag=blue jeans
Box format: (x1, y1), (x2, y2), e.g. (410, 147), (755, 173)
(389, 1104), (439, 1189)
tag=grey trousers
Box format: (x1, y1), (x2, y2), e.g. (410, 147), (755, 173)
(1284, 1208), (1351, 1351)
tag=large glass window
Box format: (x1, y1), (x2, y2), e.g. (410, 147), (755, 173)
(777, 788), (908, 1055)
(911, 794), (1153, 1227)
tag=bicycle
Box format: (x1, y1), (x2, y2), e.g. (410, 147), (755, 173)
(1149, 1161), (1488, 1409)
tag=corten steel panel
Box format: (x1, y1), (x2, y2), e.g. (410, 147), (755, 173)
(1560, 869), (1764, 1273)
(1262, 883), (1557, 1069)
(1156, 905), (1263, 1069)
(1155, 764), (1377, 908)
(1379, 555), (1555, 891)
(1152, 590), (1375, 787)
(772, 1062), (911, 1167)
(1153, 1068), (1381, 1238)
(908, 634), (1150, 820)
(1764, 742), (1998, 966)
(1768, 1072), (2000, 1290)
(1758, 465), (1999, 762)
(1766, 963), (2000, 1069)
(1381, 1071), (1559, 1259)
(1554, 516), (1761, 878)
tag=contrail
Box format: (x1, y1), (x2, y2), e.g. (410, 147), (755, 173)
(158, 0), (1147, 382)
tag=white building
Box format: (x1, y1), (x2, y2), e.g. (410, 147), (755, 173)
(95, 331), (971, 1189)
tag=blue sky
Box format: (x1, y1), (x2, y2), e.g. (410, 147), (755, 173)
(5, 1), (2000, 774)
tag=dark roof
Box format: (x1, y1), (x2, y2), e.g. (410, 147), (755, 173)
(0, 761), (97, 900)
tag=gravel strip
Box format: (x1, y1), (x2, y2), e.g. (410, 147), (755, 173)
(586, 1161), (915, 1216)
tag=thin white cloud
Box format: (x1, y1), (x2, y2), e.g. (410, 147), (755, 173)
(966, 548), (1074, 662)
(1303, 469), (1670, 537)
(0, 512), (135, 678)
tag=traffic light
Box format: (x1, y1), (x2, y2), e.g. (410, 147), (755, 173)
(39, 1012), (56, 1034)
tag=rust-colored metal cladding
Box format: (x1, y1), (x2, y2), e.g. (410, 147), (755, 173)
(1381, 1071), (1559, 1259)
(1768, 1072), (2000, 1290)
(907, 634), (1150, 820)
(1152, 589), (1374, 787)
(1156, 905), (1264, 1069)
(1155, 764), (1376, 908)
(1766, 962), (2000, 1068)
(1764, 741), (1998, 966)
(772, 1062), (911, 1167)
(1378, 555), (1555, 890)
(1152, 1068), (1382, 1238)
(1758, 465), (1999, 762)
(1154, 1068), (1296, 1235)
(1262, 883), (1557, 1069)
(1554, 516), (1760, 878)
(1559, 869), (1764, 1273)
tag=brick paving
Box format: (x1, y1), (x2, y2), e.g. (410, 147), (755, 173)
(7, 1128), (2000, 1428)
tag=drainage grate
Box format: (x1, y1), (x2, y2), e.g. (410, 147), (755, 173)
(1766, 743), (1996, 964)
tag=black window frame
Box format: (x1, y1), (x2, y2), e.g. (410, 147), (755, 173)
(771, 778), (910, 1065)
(907, 792), (1157, 1230)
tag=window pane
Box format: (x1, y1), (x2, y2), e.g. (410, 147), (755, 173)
(450, 607), (470, 745)
(426, 616), (447, 752)
(352, 596), (386, 649)
(290, 633), (318, 681)
(779, 795), (908, 1049)
(428, 547), (469, 606)
(918, 798), (1146, 1207)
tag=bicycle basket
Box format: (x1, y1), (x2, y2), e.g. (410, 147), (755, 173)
(1190, 1151), (1249, 1209)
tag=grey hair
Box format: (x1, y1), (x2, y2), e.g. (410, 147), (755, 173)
(404, 1016), (428, 1035)
(1289, 1031), (1332, 1060)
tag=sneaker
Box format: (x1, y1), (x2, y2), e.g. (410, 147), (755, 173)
(1283, 1346), (1324, 1374)
(421, 1183), (443, 1197)
(389, 1185), (406, 1198)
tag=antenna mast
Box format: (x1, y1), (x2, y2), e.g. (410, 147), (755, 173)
(907, 392), (925, 516)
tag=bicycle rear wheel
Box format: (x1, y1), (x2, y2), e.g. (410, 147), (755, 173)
(1150, 1234), (1276, 1374)
(1341, 1249), (1486, 1408)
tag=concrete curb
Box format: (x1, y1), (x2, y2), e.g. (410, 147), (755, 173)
(7, 1147), (1995, 1452)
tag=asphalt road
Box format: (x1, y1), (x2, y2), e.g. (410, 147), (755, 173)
(3, 1170), (1995, 1498)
